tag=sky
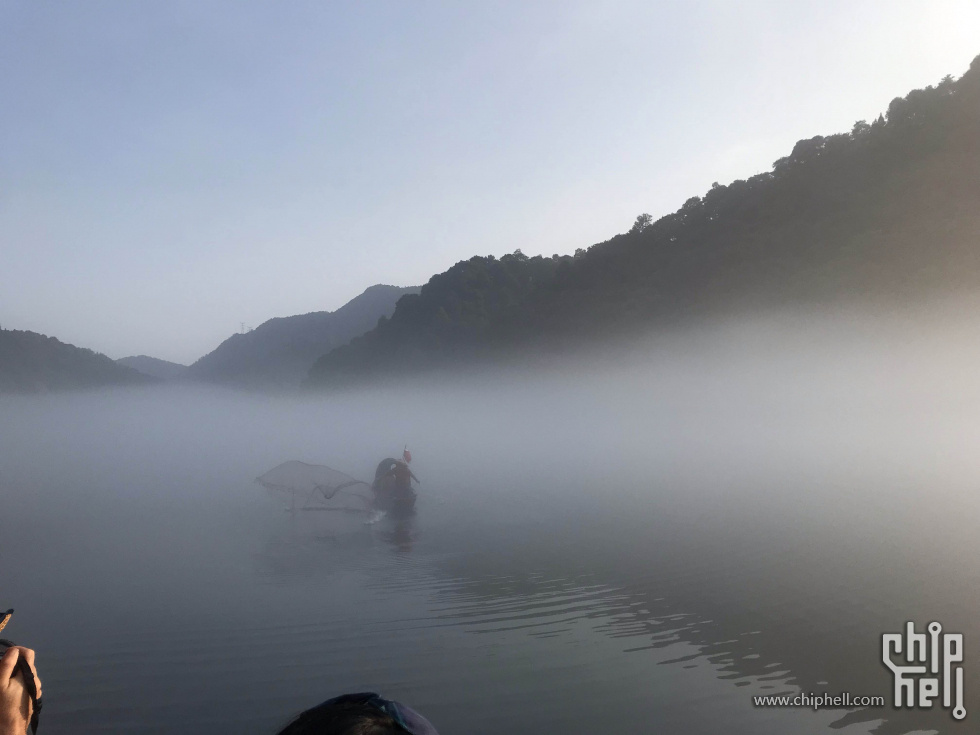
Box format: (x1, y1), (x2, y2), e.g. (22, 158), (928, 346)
(2, 0), (979, 364)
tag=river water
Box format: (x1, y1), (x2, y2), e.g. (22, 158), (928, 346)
(1, 307), (978, 734)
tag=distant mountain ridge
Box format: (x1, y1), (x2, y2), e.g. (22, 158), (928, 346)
(0, 329), (156, 393)
(117, 355), (188, 381)
(189, 284), (419, 387)
(308, 54), (980, 388)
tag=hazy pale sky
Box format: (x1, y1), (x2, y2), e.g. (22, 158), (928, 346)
(2, 0), (979, 363)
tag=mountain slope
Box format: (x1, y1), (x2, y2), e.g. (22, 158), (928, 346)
(117, 355), (188, 380)
(308, 55), (980, 388)
(0, 329), (156, 393)
(189, 284), (419, 387)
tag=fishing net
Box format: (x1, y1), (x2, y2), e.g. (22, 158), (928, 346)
(256, 461), (373, 512)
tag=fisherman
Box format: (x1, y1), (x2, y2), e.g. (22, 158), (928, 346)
(373, 447), (419, 497)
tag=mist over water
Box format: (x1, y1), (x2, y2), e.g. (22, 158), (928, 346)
(2, 300), (979, 734)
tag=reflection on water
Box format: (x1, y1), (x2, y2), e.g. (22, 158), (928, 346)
(1, 460), (969, 734)
(377, 518), (418, 554)
(2, 305), (979, 734)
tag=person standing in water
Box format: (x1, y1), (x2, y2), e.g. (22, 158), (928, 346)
(394, 447), (418, 490)
(373, 447), (419, 498)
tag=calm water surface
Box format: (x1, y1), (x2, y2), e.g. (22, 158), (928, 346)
(2, 316), (979, 734)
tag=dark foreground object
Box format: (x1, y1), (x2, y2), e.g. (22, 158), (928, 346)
(276, 692), (439, 735)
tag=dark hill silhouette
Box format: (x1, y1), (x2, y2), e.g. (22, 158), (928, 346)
(308, 55), (980, 388)
(117, 355), (189, 381)
(0, 329), (156, 393)
(188, 284), (419, 387)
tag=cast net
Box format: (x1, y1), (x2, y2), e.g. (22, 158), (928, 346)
(256, 460), (373, 512)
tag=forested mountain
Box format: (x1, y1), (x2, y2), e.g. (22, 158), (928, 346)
(0, 329), (156, 393)
(188, 284), (419, 387)
(308, 55), (980, 388)
(117, 355), (188, 381)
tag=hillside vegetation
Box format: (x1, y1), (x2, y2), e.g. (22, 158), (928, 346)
(189, 284), (419, 388)
(308, 55), (980, 388)
(117, 355), (188, 381)
(0, 329), (155, 393)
